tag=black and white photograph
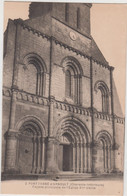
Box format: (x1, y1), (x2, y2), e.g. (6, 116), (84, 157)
(1, 1), (127, 195)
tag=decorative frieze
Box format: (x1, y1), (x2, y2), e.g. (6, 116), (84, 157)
(94, 111), (112, 121)
(16, 90), (49, 106)
(13, 19), (112, 70)
(114, 115), (124, 124)
(3, 87), (12, 97)
(3, 87), (49, 106)
(3, 87), (124, 124)
(14, 19), (50, 41)
(54, 100), (91, 117)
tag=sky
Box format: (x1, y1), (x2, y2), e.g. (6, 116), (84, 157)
(3, 2), (127, 113)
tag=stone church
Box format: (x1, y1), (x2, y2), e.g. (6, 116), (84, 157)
(2, 2), (125, 179)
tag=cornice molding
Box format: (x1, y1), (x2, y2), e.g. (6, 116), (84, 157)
(114, 114), (125, 124)
(13, 19), (113, 71)
(85, 3), (92, 8)
(3, 87), (124, 124)
(14, 19), (50, 41)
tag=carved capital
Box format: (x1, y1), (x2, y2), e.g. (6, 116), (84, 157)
(78, 143), (82, 148)
(47, 137), (58, 144)
(86, 142), (92, 148)
(76, 143), (80, 147)
(11, 85), (19, 91)
(5, 131), (19, 140)
(82, 143), (86, 148)
(112, 143), (119, 150)
(72, 143), (76, 148)
(92, 141), (102, 149)
(40, 137), (46, 143)
(49, 96), (55, 104)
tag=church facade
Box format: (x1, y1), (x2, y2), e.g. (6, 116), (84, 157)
(2, 3), (125, 178)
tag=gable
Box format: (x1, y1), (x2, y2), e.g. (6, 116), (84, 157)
(91, 38), (108, 65)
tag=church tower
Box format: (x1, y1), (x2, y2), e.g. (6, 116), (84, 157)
(29, 3), (92, 37)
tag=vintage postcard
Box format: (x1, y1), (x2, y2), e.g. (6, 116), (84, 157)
(1, 1), (127, 195)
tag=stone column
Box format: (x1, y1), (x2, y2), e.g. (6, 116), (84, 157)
(111, 143), (119, 172)
(91, 141), (99, 173)
(110, 67), (116, 171)
(76, 143), (79, 173)
(4, 24), (21, 174)
(79, 143), (81, 173)
(45, 96), (59, 174)
(79, 75), (82, 105)
(74, 76), (78, 104)
(45, 137), (59, 174)
(80, 143), (83, 173)
(73, 143), (76, 173)
(40, 137), (45, 173)
(42, 72), (46, 96)
(85, 143), (88, 173)
(37, 136), (41, 173)
(34, 137), (39, 173)
(77, 75), (80, 104)
(4, 89), (19, 173)
(9, 24), (20, 131)
(9, 89), (17, 131)
(31, 137), (36, 173)
(87, 142), (92, 172)
(4, 131), (19, 173)
(83, 143), (86, 173)
(103, 146), (106, 172)
(108, 146), (111, 172)
(106, 146), (109, 172)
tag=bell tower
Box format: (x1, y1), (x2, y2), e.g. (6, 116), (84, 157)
(29, 2), (92, 37)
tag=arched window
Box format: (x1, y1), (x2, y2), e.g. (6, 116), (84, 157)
(95, 131), (112, 173)
(62, 56), (83, 104)
(94, 81), (109, 113)
(77, 7), (80, 29)
(18, 54), (47, 96)
(65, 70), (71, 97)
(65, 3), (69, 22)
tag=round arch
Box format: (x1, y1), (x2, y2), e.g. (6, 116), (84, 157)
(15, 115), (46, 174)
(95, 130), (113, 173)
(61, 56), (83, 104)
(94, 80), (109, 96)
(23, 52), (47, 73)
(55, 116), (91, 173)
(55, 116), (91, 144)
(95, 130), (113, 146)
(15, 115), (47, 137)
(18, 53), (47, 96)
(61, 56), (83, 75)
(94, 80), (110, 113)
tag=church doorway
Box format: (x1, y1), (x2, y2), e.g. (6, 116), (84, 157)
(18, 134), (33, 174)
(63, 144), (73, 171)
(18, 121), (45, 174)
(58, 133), (73, 172)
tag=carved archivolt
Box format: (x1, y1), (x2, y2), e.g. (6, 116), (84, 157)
(15, 115), (47, 137)
(55, 116), (91, 144)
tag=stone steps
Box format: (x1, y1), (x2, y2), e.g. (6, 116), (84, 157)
(55, 173), (93, 180)
(2, 172), (123, 181)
